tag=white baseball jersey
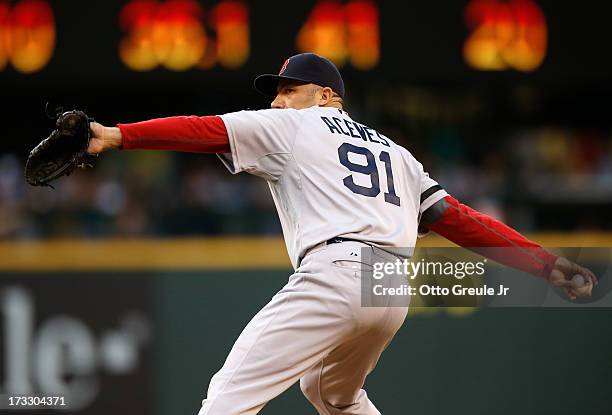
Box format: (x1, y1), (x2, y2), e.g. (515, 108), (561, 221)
(218, 106), (447, 269)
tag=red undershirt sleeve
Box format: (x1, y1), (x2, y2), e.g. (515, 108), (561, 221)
(425, 195), (558, 279)
(117, 115), (230, 153)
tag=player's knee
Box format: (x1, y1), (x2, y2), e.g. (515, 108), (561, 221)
(299, 375), (318, 403)
(301, 376), (359, 412)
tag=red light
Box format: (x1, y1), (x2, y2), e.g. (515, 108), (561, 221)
(0, 2), (9, 71)
(211, 1), (250, 69)
(158, 0), (203, 23)
(119, 0), (157, 31)
(297, 0), (380, 70)
(463, 0), (547, 72)
(297, 1), (347, 66)
(214, 1), (248, 25)
(119, 0), (249, 72)
(119, 0), (207, 71)
(0, 0), (55, 74)
(346, 0), (379, 70)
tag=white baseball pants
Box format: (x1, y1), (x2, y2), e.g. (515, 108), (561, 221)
(198, 241), (409, 415)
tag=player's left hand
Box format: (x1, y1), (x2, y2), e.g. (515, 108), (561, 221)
(87, 122), (123, 154)
(547, 257), (598, 300)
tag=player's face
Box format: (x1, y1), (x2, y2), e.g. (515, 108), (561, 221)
(271, 81), (321, 110)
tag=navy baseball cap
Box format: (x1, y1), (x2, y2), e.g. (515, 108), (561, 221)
(254, 53), (345, 98)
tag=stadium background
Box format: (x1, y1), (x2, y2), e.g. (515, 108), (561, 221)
(0, 0), (611, 414)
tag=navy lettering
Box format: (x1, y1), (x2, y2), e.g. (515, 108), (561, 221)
(352, 122), (368, 141)
(343, 120), (361, 139)
(363, 127), (380, 144)
(321, 116), (341, 134)
(376, 131), (390, 147)
(324, 116), (392, 149)
(332, 117), (350, 136)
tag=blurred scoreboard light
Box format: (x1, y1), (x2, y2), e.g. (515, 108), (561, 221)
(346, 0), (379, 70)
(297, 1), (347, 67)
(0, 0), (55, 74)
(0, 2), (7, 71)
(119, 0), (207, 71)
(210, 0), (249, 69)
(119, 0), (249, 72)
(463, 0), (547, 72)
(297, 0), (380, 70)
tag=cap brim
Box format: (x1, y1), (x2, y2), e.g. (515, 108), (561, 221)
(253, 74), (311, 97)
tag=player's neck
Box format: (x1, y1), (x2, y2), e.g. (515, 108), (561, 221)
(320, 101), (343, 110)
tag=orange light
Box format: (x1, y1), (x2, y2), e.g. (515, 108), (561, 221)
(119, 0), (207, 71)
(119, 0), (249, 72)
(296, 0), (379, 70)
(119, 0), (159, 71)
(346, 0), (379, 70)
(0, 0), (55, 74)
(463, 0), (547, 72)
(501, 0), (547, 71)
(297, 1), (348, 67)
(155, 0), (206, 71)
(0, 2), (9, 70)
(211, 1), (249, 69)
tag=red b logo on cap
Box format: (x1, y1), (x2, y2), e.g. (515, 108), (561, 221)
(278, 58), (290, 75)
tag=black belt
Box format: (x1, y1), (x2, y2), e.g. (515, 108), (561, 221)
(297, 237), (365, 268)
(326, 236), (363, 245)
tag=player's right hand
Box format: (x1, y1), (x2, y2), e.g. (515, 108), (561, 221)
(547, 256), (598, 300)
(88, 122), (122, 154)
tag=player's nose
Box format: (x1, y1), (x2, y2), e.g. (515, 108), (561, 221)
(271, 95), (285, 109)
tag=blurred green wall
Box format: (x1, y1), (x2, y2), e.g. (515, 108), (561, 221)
(155, 270), (612, 415)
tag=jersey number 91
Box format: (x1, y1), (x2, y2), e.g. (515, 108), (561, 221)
(338, 143), (401, 207)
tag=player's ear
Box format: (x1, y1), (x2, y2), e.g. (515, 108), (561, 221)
(319, 87), (333, 105)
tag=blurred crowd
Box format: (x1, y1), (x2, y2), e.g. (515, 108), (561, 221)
(0, 151), (279, 239)
(420, 126), (612, 230)
(1, 122), (611, 239)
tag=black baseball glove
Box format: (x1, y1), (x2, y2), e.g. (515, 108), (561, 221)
(25, 110), (97, 187)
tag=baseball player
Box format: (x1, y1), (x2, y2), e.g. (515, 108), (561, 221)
(87, 53), (597, 414)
